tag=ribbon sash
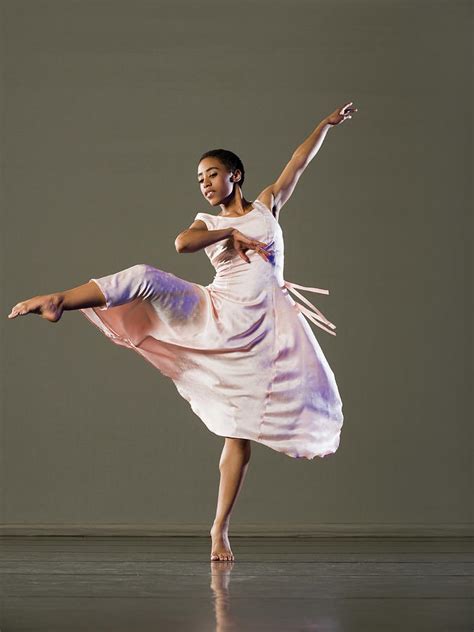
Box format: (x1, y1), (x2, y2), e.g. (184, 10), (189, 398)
(282, 280), (337, 336)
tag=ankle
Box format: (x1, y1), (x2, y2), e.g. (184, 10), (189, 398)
(211, 520), (229, 533)
(51, 292), (66, 311)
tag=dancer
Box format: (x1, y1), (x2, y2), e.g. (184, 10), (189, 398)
(8, 102), (358, 561)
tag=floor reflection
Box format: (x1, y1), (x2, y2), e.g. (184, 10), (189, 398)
(0, 536), (471, 631)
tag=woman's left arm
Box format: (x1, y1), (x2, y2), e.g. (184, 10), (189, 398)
(266, 101), (358, 214)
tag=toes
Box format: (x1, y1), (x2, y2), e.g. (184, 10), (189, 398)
(11, 302), (26, 317)
(210, 546), (234, 561)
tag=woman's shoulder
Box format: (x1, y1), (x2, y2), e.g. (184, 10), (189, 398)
(193, 190), (279, 226)
(255, 187), (279, 221)
(193, 212), (215, 230)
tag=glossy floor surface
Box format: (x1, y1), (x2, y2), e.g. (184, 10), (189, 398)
(0, 536), (472, 631)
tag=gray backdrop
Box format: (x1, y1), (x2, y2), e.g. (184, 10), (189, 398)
(1, 0), (471, 535)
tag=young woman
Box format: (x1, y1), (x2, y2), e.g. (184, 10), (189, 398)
(8, 101), (358, 561)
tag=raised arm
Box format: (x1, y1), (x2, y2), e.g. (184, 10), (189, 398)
(259, 101), (357, 215)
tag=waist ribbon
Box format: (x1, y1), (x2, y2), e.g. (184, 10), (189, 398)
(282, 280), (337, 336)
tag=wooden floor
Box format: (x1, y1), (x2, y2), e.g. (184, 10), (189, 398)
(0, 536), (472, 631)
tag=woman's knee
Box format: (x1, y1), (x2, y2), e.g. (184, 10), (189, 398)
(133, 263), (155, 277)
(223, 437), (251, 459)
(131, 264), (167, 301)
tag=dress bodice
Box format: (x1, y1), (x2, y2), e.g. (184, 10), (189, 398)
(194, 199), (285, 291)
(194, 200), (337, 336)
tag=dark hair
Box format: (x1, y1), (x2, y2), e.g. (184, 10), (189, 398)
(199, 149), (245, 188)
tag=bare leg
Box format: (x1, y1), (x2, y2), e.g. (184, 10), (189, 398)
(210, 437), (251, 562)
(7, 281), (107, 321)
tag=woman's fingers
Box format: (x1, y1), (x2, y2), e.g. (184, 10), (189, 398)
(254, 245), (272, 261)
(256, 241), (274, 260)
(239, 252), (251, 263)
(340, 102), (358, 118)
(235, 236), (273, 263)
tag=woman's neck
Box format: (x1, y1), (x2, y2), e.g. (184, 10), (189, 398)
(218, 191), (253, 217)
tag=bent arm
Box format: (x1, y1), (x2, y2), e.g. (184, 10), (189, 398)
(175, 220), (236, 253)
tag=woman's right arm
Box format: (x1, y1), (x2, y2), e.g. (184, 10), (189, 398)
(175, 219), (235, 253)
(175, 220), (273, 263)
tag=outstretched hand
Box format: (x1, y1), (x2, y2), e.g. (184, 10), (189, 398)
(326, 101), (358, 126)
(230, 229), (273, 264)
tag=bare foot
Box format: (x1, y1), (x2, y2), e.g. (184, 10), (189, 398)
(8, 293), (65, 322)
(210, 525), (235, 562)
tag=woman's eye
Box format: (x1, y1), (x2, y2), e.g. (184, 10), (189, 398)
(199, 173), (217, 184)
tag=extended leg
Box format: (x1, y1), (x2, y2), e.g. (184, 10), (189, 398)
(210, 437), (252, 561)
(8, 278), (108, 321)
(7, 264), (172, 322)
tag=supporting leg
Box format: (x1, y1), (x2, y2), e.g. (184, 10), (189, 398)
(210, 437), (252, 561)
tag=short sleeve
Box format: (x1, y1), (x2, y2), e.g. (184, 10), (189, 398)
(89, 278), (111, 310)
(194, 212), (214, 230)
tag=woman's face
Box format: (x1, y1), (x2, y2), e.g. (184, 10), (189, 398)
(197, 157), (240, 205)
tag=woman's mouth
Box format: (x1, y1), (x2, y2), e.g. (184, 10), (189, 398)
(206, 191), (215, 198)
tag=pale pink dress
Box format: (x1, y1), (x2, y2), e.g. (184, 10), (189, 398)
(80, 200), (343, 459)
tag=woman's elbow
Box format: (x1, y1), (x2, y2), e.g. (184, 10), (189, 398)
(175, 237), (185, 253)
(175, 234), (191, 253)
